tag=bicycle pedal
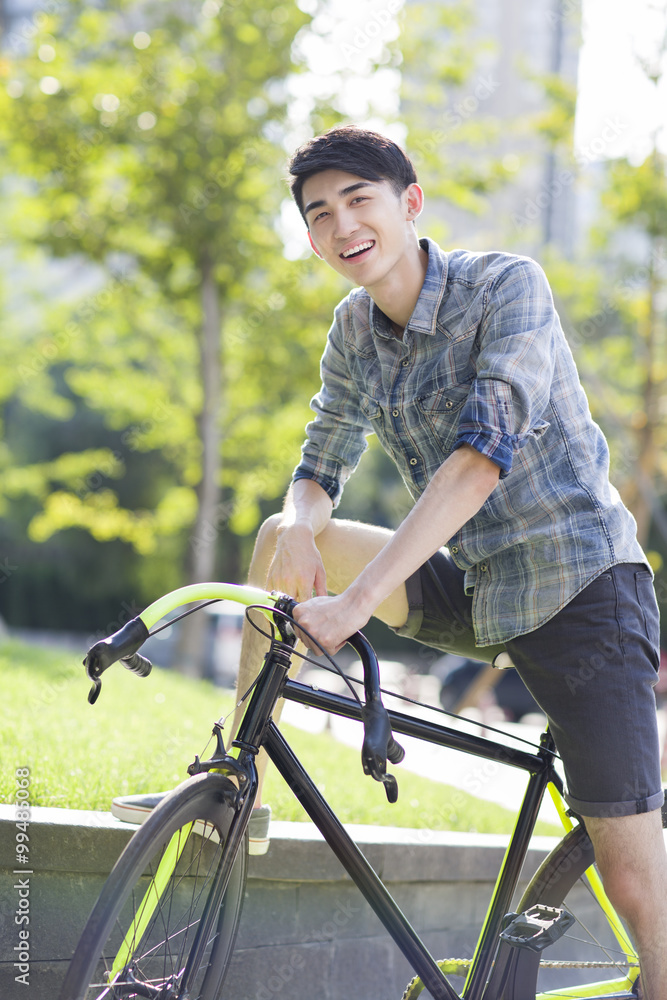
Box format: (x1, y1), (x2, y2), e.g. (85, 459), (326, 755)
(499, 904), (575, 953)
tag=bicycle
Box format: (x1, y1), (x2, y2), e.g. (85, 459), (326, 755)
(57, 580), (657, 1000)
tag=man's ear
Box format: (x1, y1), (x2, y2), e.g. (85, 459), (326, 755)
(308, 231), (323, 259)
(405, 182), (424, 221)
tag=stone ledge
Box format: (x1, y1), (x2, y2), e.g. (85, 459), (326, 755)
(0, 803), (559, 881)
(0, 806), (561, 1000)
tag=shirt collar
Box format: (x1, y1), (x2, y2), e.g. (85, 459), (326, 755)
(369, 237), (449, 339)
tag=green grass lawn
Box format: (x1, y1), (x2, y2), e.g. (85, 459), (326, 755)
(0, 638), (559, 835)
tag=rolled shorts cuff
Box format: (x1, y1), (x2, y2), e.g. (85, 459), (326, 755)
(390, 568), (424, 641)
(564, 787), (665, 819)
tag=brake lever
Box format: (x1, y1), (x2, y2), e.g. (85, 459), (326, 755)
(88, 676), (102, 705)
(361, 701), (404, 802)
(382, 773), (399, 804)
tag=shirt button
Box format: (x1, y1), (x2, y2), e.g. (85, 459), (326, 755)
(392, 409), (399, 417)
(402, 359), (409, 367)
(409, 458), (418, 466)
(480, 563), (488, 572)
(445, 400), (454, 409)
(451, 545), (459, 554)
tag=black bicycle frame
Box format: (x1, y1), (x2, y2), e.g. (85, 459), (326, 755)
(256, 677), (559, 1000)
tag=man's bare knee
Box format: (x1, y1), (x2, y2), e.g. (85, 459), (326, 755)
(257, 512), (282, 546)
(250, 514), (409, 627)
(248, 513), (282, 586)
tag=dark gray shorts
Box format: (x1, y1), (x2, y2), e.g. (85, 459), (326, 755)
(396, 553), (663, 819)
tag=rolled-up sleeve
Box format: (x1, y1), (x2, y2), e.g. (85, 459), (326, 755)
(292, 313), (373, 506)
(453, 259), (555, 477)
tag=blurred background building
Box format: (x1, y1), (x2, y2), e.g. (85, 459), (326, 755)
(403, 0), (582, 257)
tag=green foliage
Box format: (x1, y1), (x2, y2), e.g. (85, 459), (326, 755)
(588, 152), (667, 476)
(0, 0), (344, 624)
(518, 70), (577, 150)
(0, 0), (310, 267)
(599, 152), (667, 240)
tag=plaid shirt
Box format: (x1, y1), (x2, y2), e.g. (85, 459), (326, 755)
(293, 238), (646, 645)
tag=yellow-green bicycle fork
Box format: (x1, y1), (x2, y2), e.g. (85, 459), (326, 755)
(109, 822), (195, 983)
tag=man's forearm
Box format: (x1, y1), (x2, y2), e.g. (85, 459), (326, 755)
(278, 479), (334, 539)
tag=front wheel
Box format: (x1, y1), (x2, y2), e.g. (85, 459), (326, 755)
(59, 772), (248, 1000)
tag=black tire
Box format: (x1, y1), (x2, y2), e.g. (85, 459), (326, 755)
(504, 823), (640, 998)
(59, 773), (248, 1000)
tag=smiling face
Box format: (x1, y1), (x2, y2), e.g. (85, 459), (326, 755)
(301, 169), (424, 295)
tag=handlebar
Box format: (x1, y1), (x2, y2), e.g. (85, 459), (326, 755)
(84, 584), (276, 703)
(85, 618), (152, 704)
(82, 583), (404, 799)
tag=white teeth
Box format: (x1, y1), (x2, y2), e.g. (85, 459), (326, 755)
(342, 241), (374, 258)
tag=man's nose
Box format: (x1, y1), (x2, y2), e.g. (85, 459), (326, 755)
(333, 208), (360, 241)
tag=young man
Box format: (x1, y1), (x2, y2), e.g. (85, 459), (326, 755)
(117, 126), (667, 993)
(257, 125), (667, 995)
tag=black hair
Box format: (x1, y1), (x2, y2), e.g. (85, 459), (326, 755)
(288, 125), (418, 221)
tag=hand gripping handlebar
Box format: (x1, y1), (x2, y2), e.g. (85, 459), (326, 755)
(273, 597), (405, 799)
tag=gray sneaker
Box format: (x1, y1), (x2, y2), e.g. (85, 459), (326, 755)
(111, 793), (271, 856)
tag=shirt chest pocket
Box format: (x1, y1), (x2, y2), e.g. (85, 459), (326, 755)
(416, 382), (471, 450)
(417, 381), (471, 415)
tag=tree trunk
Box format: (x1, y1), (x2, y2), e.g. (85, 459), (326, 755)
(176, 252), (222, 676)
